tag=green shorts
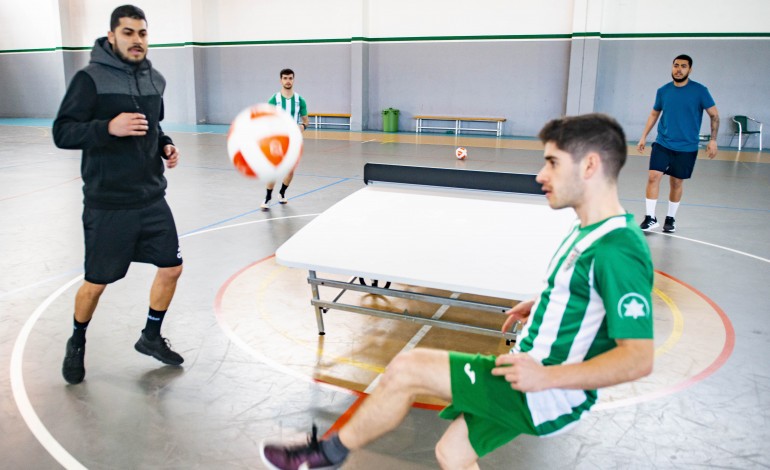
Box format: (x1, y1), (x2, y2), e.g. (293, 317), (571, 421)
(439, 352), (537, 457)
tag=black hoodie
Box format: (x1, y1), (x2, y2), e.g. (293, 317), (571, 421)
(53, 37), (174, 209)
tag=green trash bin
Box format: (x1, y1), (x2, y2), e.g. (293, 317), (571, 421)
(382, 108), (399, 132)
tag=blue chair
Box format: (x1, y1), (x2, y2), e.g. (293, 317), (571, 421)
(729, 115), (762, 150)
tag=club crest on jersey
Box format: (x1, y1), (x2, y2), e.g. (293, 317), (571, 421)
(563, 247), (582, 270)
(617, 293), (650, 319)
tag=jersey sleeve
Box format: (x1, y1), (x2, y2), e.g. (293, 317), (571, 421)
(593, 229), (654, 339)
(701, 86), (716, 109)
(653, 87), (664, 112)
(267, 94), (277, 105)
(299, 96), (308, 116)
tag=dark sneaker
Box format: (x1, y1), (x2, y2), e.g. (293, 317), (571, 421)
(260, 425), (338, 470)
(62, 337), (86, 384)
(663, 216), (676, 233)
(640, 215), (659, 231)
(134, 332), (184, 366)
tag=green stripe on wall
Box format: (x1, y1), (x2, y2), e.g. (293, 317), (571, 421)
(2, 32), (769, 54)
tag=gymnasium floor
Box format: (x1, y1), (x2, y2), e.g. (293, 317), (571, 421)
(1, 122), (769, 469)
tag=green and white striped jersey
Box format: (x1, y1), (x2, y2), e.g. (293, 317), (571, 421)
(514, 213), (654, 435)
(268, 92), (307, 123)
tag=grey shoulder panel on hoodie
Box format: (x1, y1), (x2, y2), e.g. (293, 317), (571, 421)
(83, 37), (166, 97)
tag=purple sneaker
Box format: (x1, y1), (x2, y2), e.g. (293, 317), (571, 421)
(260, 425), (337, 470)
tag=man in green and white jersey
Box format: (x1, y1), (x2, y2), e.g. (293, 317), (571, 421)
(261, 68), (309, 210)
(260, 114), (655, 470)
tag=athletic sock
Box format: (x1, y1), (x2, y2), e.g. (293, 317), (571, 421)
(645, 198), (657, 217)
(264, 188), (273, 203)
(143, 308), (167, 340)
(320, 433), (350, 465)
(667, 201), (680, 218)
(279, 183), (289, 198)
(72, 316), (90, 347)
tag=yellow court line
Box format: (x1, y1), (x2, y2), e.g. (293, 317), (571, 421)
(653, 287), (685, 357)
(251, 264), (385, 374)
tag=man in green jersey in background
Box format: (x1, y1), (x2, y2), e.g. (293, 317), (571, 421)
(261, 113), (655, 470)
(261, 68), (309, 210)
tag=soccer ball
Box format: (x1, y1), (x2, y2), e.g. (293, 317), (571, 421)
(227, 104), (303, 182)
(455, 147), (467, 160)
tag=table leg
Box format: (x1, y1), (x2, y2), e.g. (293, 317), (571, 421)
(308, 270), (326, 335)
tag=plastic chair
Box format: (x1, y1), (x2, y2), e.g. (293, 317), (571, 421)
(730, 115), (762, 150)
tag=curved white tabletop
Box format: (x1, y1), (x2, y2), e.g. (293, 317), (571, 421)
(276, 183), (576, 300)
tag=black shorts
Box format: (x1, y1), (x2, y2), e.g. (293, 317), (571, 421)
(83, 198), (183, 284)
(649, 143), (698, 179)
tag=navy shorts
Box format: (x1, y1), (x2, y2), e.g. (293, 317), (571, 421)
(83, 198), (183, 284)
(649, 143), (698, 179)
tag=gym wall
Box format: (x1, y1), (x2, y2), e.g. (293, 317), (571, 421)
(0, 0), (767, 145)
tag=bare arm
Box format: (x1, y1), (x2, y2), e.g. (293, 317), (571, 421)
(637, 109), (661, 153)
(705, 106), (719, 159)
(491, 338), (654, 392)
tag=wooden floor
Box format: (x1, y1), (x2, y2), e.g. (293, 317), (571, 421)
(1, 123), (769, 469)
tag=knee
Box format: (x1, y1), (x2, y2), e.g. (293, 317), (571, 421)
(80, 281), (106, 299)
(379, 349), (423, 391)
(435, 438), (475, 470)
(159, 264), (183, 281)
(647, 172), (662, 184)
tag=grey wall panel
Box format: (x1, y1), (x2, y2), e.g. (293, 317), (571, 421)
(149, 47), (199, 125)
(0, 53), (66, 118)
(595, 40), (770, 147)
(367, 41), (571, 135)
(196, 44), (351, 124)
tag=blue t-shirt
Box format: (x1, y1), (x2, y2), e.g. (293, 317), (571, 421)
(653, 80), (715, 152)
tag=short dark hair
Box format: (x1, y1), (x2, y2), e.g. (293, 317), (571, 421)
(110, 5), (147, 32)
(674, 54), (692, 67)
(538, 113), (627, 181)
(280, 68), (295, 77)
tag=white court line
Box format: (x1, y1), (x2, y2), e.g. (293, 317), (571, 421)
(361, 139), (377, 143)
(10, 275), (86, 470)
(657, 232), (770, 264)
(10, 213), (319, 470)
(364, 292), (461, 394)
(12, 213), (769, 468)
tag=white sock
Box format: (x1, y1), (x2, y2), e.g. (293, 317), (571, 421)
(645, 199), (657, 217)
(667, 201), (680, 218)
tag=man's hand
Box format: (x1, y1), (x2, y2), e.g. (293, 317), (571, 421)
(163, 144), (179, 168)
(637, 138), (647, 154)
(491, 353), (550, 392)
(108, 112), (148, 137)
(706, 140), (718, 159)
(501, 299), (534, 334)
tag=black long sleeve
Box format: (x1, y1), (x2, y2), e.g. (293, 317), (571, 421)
(53, 71), (115, 150)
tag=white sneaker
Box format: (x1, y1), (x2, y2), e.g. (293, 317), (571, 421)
(279, 197), (288, 204)
(260, 201), (270, 210)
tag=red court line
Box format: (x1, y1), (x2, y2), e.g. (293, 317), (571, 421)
(217, 256), (735, 433)
(594, 269), (736, 410)
(0, 176), (81, 202)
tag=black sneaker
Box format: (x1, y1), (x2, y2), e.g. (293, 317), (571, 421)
(62, 337), (86, 384)
(260, 425), (338, 470)
(134, 332), (184, 366)
(663, 216), (676, 233)
(640, 215), (659, 231)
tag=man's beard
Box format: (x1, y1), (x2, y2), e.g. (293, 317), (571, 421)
(672, 73), (688, 83)
(113, 44), (145, 65)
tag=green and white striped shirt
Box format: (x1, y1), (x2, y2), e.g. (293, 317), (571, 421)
(514, 213), (654, 435)
(268, 92), (307, 123)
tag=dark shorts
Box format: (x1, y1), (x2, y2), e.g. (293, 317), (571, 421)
(83, 198), (182, 284)
(649, 143), (698, 179)
(438, 352), (537, 457)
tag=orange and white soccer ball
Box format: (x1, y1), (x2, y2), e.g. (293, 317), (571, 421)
(227, 104), (303, 182)
(455, 147), (467, 160)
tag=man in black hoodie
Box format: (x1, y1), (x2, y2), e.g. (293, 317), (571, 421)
(53, 5), (184, 384)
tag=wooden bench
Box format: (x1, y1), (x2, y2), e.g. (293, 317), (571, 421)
(307, 113), (351, 129)
(414, 115), (507, 137)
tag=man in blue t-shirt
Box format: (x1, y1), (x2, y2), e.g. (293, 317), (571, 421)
(637, 54), (719, 233)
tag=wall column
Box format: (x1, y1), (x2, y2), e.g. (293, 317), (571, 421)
(565, 0), (603, 115)
(349, 0), (370, 131)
